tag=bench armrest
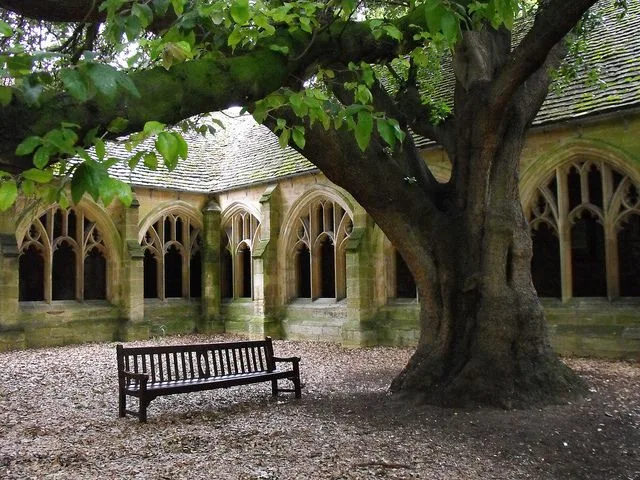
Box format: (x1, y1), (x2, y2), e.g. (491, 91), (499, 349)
(273, 356), (300, 364)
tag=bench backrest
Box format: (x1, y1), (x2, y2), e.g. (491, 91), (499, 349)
(117, 338), (276, 384)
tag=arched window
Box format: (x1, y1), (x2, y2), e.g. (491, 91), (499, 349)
(528, 160), (640, 299)
(290, 198), (352, 300)
(221, 210), (260, 299)
(18, 207), (108, 302)
(141, 213), (202, 299)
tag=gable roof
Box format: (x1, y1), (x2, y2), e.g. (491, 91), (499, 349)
(108, 0), (640, 194)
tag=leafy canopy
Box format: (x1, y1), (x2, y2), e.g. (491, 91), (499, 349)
(0, 0), (618, 211)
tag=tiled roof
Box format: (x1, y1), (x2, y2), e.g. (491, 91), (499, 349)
(534, 1), (640, 125)
(107, 0), (640, 193)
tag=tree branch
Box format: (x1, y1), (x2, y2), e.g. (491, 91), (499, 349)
(489, 0), (598, 116)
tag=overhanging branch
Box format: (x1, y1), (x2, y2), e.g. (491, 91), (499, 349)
(489, 0), (599, 116)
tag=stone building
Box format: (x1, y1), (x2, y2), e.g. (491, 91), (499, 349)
(1, 4), (639, 357)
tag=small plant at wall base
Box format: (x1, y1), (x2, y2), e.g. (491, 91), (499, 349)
(0, 0), (631, 407)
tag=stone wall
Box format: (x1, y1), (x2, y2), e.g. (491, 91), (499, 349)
(0, 112), (639, 359)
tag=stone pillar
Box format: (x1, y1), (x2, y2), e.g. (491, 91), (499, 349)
(119, 195), (147, 339)
(200, 198), (224, 332)
(0, 209), (24, 350)
(341, 219), (378, 347)
(0, 233), (20, 325)
(251, 184), (283, 337)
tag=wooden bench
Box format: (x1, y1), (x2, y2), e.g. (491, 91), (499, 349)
(116, 337), (301, 422)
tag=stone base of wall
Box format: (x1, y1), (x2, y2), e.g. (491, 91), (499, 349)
(283, 299), (347, 342)
(1, 297), (639, 360)
(142, 299), (201, 336)
(221, 300), (278, 338)
(1, 301), (124, 350)
(374, 301), (421, 347)
(543, 298), (640, 360)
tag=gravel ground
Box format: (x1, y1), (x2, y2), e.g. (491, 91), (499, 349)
(0, 334), (638, 480)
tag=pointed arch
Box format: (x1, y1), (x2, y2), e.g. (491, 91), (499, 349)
(139, 202), (203, 300)
(16, 200), (119, 303)
(220, 202), (262, 299)
(524, 140), (640, 300)
(279, 185), (360, 303)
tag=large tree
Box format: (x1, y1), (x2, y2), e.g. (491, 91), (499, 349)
(0, 0), (619, 406)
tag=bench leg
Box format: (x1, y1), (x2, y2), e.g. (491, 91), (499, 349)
(139, 398), (149, 423)
(293, 377), (302, 399)
(271, 379), (278, 397)
(118, 389), (126, 417)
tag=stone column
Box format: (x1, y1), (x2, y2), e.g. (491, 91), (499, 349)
(341, 217), (378, 347)
(200, 198), (224, 332)
(251, 184), (283, 337)
(0, 209), (24, 349)
(119, 195), (147, 339)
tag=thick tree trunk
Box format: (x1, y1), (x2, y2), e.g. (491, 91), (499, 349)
(388, 74), (587, 406)
(389, 198), (586, 407)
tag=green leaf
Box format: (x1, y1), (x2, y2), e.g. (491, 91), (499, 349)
(171, 0), (185, 15)
(143, 151), (158, 170)
(87, 64), (119, 98)
(60, 69), (90, 101)
(22, 168), (53, 184)
(0, 19), (13, 37)
(7, 54), (34, 75)
(15, 136), (43, 156)
(174, 133), (188, 159)
(376, 119), (396, 149)
(128, 151), (144, 169)
(0, 85), (12, 106)
(440, 11), (459, 43)
(22, 179), (35, 196)
(355, 110), (373, 152)
(382, 25), (403, 41)
(33, 146), (51, 169)
(269, 44), (289, 55)
(153, 0), (170, 15)
(292, 126), (305, 149)
(0, 180), (17, 211)
(94, 138), (106, 160)
(100, 177), (132, 206)
(115, 73), (140, 98)
(143, 120), (166, 135)
(278, 128), (290, 149)
(132, 3), (154, 28)
(230, 0), (250, 24)
(108, 117), (129, 133)
(156, 132), (179, 170)
(124, 14), (142, 41)
(227, 27), (244, 49)
(71, 161), (106, 203)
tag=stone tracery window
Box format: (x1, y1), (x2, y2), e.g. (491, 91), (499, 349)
(141, 213), (202, 299)
(528, 160), (640, 299)
(19, 207), (108, 302)
(291, 199), (352, 300)
(221, 210), (261, 299)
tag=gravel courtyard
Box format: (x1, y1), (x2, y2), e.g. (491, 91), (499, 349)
(0, 334), (638, 479)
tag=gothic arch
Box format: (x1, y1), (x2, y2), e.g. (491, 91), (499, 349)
(521, 139), (640, 209)
(138, 201), (203, 242)
(523, 140), (640, 300)
(279, 184), (360, 303)
(138, 202), (203, 300)
(220, 202), (262, 299)
(15, 199), (121, 303)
